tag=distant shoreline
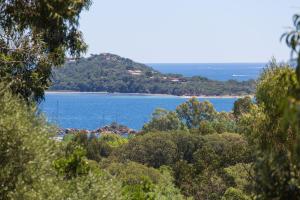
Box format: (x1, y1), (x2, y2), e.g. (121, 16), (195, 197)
(45, 91), (254, 99)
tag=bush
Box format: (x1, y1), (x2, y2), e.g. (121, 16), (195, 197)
(222, 187), (251, 200)
(0, 87), (57, 199)
(116, 132), (178, 168)
(142, 108), (187, 133)
(105, 161), (185, 200)
(201, 133), (252, 167)
(0, 87), (123, 199)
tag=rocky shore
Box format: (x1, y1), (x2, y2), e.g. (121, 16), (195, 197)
(54, 123), (137, 141)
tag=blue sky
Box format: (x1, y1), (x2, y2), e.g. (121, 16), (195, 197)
(79, 0), (300, 63)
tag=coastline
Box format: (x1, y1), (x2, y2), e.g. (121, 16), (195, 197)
(45, 90), (254, 99)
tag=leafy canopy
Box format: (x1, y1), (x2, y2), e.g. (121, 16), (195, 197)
(0, 0), (91, 102)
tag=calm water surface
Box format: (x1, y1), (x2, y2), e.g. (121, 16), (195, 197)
(40, 93), (238, 130)
(148, 63), (266, 81)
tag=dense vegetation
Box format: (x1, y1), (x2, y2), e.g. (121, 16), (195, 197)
(0, 84), (255, 199)
(2, 0), (300, 199)
(50, 53), (256, 96)
(0, 0), (91, 102)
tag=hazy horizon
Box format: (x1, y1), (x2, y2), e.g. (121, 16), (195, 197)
(79, 0), (300, 63)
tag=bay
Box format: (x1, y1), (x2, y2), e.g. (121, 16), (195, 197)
(40, 93), (238, 130)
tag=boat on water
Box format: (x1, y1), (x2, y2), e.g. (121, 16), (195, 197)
(231, 74), (249, 77)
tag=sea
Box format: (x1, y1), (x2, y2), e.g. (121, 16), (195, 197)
(40, 63), (266, 130)
(148, 63), (266, 81)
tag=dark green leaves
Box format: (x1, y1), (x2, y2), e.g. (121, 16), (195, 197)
(0, 0), (91, 102)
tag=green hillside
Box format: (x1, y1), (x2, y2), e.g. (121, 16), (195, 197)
(50, 53), (256, 96)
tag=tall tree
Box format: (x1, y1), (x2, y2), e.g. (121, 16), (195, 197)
(233, 96), (253, 118)
(251, 62), (300, 199)
(0, 0), (91, 102)
(142, 108), (187, 132)
(176, 97), (216, 129)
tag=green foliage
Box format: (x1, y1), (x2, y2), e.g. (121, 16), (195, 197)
(0, 87), (124, 199)
(201, 133), (252, 167)
(173, 132), (204, 162)
(4, 3), (300, 199)
(115, 129), (251, 200)
(0, 84), (254, 199)
(104, 162), (185, 200)
(0, 86), (56, 199)
(142, 108), (187, 132)
(51, 53), (256, 96)
(224, 163), (252, 194)
(180, 133), (250, 200)
(63, 133), (75, 142)
(100, 133), (128, 148)
(53, 146), (90, 179)
(282, 14), (300, 80)
(106, 162), (162, 185)
(118, 131), (207, 167)
(60, 172), (123, 200)
(186, 133), (250, 200)
(255, 62), (299, 148)
(195, 170), (228, 200)
(256, 61), (298, 122)
(67, 131), (128, 162)
(0, 0), (91, 101)
(197, 120), (216, 134)
(152, 167), (188, 200)
(233, 96), (253, 118)
(173, 161), (229, 200)
(172, 160), (197, 195)
(236, 104), (265, 139)
(176, 98), (217, 129)
(117, 132), (178, 168)
(71, 132), (108, 161)
(249, 61), (300, 199)
(221, 188), (251, 200)
(210, 112), (237, 134)
(144, 99), (237, 135)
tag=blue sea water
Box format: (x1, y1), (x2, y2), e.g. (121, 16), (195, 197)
(40, 93), (238, 130)
(148, 63), (266, 81)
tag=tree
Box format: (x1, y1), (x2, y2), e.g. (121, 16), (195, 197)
(67, 131), (128, 162)
(104, 162), (185, 200)
(176, 97), (217, 129)
(0, 86), (123, 199)
(117, 132), (178, 168)
(142, 108), (187, 132)
(251, 61), (300, 199)
(221, 188), (251, 200)
(0, 85), (56, 199)
(0, 0), (91, 102)
(210, 112), (237, 134)
(53, 146), (90, 179)
(233, 96), (253, 118)
(196, 133), (251, 169)
(282, 14), (300, 81)
(223, 163), (253, 195)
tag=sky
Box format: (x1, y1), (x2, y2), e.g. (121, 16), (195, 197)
(79, 0), (300, 63)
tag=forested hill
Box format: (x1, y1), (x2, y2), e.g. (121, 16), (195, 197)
(50, 53), (256, 96)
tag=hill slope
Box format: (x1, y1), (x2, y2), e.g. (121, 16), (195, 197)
(50, 53), (256, 96)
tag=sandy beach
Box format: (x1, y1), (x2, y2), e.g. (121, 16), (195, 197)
(45, 91), (254, 99)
